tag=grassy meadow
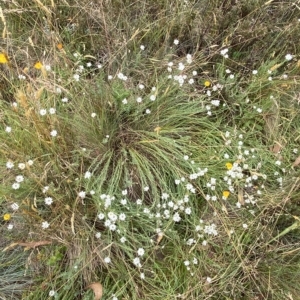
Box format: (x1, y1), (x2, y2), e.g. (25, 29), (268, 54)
(1, 0), (300, 299)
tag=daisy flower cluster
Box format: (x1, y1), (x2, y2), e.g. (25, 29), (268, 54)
(204, 129), (291, 217)
(97, 194), (127, 232)
(86, 154), (217, 271)
(166, 53), (196, 87)
(183, 218), (219, 251)
(5, 159), (33, 190)
(202, 79), (225, 115)
(3, 157), (58, 230)
(93, 183), (197, 242)
(183, 256), (198, 276)
(3, 160), (27, 230)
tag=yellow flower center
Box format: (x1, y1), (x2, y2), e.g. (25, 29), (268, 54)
(3, 213), (11, 221)
(223, 191), (230, 198)
(34, 61), (43, 69)
(204, 81), (211, 87)
(0, 52), (9, 64)
(225, 162), (233, 170)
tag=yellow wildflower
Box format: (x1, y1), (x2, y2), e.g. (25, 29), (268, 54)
(225, 162), (233, 170)
(0, 52), (9, 64)
(204, 80), (211, 87)
(3, 213), (11, 221)
(34, 61), (43, 69)
(222, 191), (230, 199)
(56, 43), (63, 50)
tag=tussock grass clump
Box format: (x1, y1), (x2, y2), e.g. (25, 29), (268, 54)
(1, 1), (300, 299)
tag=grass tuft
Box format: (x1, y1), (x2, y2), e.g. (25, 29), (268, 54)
(1, 1), (300, 299)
